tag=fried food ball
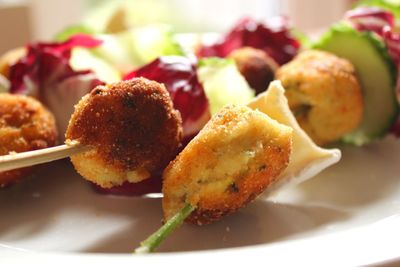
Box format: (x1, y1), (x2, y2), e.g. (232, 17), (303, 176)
(0, 94), (58, 187)
(276, 50), (364, 145)
(163, 105), (292, 225)
(229, 47), (278, 95)
(66, 78), (183, 188)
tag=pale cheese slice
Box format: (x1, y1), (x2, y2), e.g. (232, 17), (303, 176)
(247, 80), (341, 195)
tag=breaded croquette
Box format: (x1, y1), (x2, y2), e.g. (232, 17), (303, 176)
(0, 94), (58, 187)
(66, 78), (183, 188)
(229, 47), (278, 94)
(276, 50), (364, 145)
(162, 105), (292, 225)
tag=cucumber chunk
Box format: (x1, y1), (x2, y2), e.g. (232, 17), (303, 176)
(313, 24), (398, 145)
(197, 58), (255, 115)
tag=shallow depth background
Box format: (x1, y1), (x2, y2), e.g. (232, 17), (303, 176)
(0, 0), (353, 54)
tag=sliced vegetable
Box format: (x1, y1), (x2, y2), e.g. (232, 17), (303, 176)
(197, 17), (300, 65)
(354, 0), (400, 18)
(346, 7), (400, 65)
(8, 35), (106, 134)
(313, 24), (398, 145)
(83, 25), (184, 73)
(90, 34), (132, 71)
(124, 56), (210, 138)
(70, 48), (121, 84)
(118, 25), (184, 67)
(9, 34), (103, 95)
(197, 57), (255, 114)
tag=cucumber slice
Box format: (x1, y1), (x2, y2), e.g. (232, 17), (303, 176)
(313, 24), (398, 145)
(197, 58), (255, 115)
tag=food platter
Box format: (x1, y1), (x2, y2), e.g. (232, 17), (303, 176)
(1, 135), (400, 266)
(2, 2), (400, 266)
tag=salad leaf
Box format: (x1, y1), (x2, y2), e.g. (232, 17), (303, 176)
(9, 34), (103, 95)
(124, 56), (210, 138)
(70, 48), (121, 84)
(197, 57), (255, 114)
(354, 0), (400, 18)
(8, 35), (107, 135)
(197, 17), (300, 65)
(346, 7), (400, 65)
(90, 34), (132, 72)
(118, 24), (184, 67)
(78, 25), (185, 74)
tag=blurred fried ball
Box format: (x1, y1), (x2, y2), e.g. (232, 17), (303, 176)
(0, 94), (58, 187)
(276, 50), (364, 145)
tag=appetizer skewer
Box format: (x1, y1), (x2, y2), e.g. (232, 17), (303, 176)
(1, 1), (397, 255)
(0, 78), (183, 188)
(0, 142), (87, 173)
(136, 104), (293, 253)
(135, 81), (341, 253)
(0, 77), (341, 254)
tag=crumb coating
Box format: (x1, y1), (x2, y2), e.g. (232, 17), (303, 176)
(66, 78), (183, 188)
(276, 50), (364, 145)
(163, 105), (292, 225)
(0, 94), (57, 187)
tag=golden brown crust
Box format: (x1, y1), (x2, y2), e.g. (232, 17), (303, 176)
(162, 105), (292, 225)
(229, 47), (278, 94)
(66, 78), (183, 188)
(276, 50), (364, 145)
(0, 94), (58, 187)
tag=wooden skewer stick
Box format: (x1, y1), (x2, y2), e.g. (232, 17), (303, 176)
(0, 141), (90, 172)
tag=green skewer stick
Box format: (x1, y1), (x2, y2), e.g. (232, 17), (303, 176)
(134, 203), (195, 254)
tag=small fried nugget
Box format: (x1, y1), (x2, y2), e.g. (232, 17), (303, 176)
(66, 78), (183, 188)
(0, 94), (58, 187)
(276, 50), (364, 145)
(163, 105), (292, 225)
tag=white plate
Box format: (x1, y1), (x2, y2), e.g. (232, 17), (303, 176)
(1, 136), (400, 266)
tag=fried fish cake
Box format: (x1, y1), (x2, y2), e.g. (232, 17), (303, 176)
(0, 94), (57, 187)
(276, 50), (364, 145)
(163, 105), (292, 225)
(66, 78), (183, 188)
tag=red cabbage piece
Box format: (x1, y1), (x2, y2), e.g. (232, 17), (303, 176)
(8, 35), (105, 135)
(345, 7), (400, 65)
(197, 17), (300, 65)
(345, 7), (395, 34)
(124, 56), (210, 138)
(382, 26), (400, 66)
(9, 34), (103, 96)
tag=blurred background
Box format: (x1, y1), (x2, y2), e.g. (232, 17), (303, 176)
(0, 0), (353, 54)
